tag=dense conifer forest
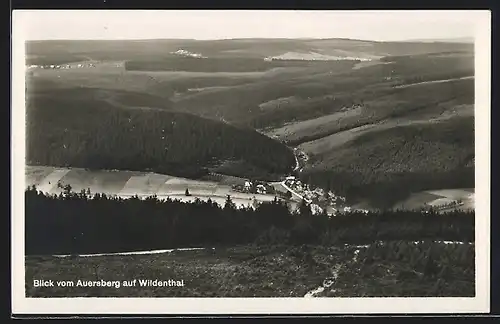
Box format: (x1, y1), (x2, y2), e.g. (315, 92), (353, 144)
(299, 116), (474, 209)
(26, 93), (295, 179)
(25, 186), (474, 256)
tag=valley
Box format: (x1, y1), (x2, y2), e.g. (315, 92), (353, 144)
(22, 36), (477, 299)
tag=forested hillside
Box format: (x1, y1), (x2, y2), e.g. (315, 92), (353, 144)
(26, 89), (295, 179)
(300, 116), (474, 209)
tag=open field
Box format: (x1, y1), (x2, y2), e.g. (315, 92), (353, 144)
(393, 189), (475, 211)
(25, 242), (474, 297)
(267, 51), (381, 61)
(25, 165), (290, 210)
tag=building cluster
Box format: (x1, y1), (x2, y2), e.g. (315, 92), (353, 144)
(232, 180), (274, 195)
(170, 49), (207, 59)
(425, 199), (465, 211)
(26, 63), (96, 70)
(263, 55), (372, 62)
(284, 175), (352, 215)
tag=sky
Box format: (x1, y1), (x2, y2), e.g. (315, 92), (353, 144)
(14, 10), (485, 42)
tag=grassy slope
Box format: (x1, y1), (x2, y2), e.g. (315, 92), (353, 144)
(25, 243), (474, 297)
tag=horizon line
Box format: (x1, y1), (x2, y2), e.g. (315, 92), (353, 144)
(25, 36), (474, 43)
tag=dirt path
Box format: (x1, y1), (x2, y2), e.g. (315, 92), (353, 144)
(303, 240), (473, 298)
(304, 264), (342, 297)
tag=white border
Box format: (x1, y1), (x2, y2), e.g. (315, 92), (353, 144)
(11, 10), (491, 314)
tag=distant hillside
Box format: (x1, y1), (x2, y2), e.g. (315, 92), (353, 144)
(26, 87), (295, 179)
(25, 38), (473, 64)
(401, 37), (474, 44)
(26, 82), (174, 111)
(124, 56), (347, 73)
(174, 51), (474, 128)
(300, 116), (474, 209)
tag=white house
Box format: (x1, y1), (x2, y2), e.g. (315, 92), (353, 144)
(311, 204), (323, 215)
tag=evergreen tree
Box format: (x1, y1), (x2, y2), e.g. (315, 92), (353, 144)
(224, 195), (236, 210)
(298, 198), (312, 217)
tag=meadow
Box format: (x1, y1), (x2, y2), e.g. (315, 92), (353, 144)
(25, 166), (281, 210)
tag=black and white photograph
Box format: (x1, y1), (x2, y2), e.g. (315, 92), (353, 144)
(11, 10), (491, 314)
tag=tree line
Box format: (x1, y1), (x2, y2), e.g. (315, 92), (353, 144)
(124, 56), (354, 73)
(25, 186), (474, 256)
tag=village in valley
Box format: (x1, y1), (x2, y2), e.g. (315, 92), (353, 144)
(229, 173), (357, 216)
(26, 62), (98, 69)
